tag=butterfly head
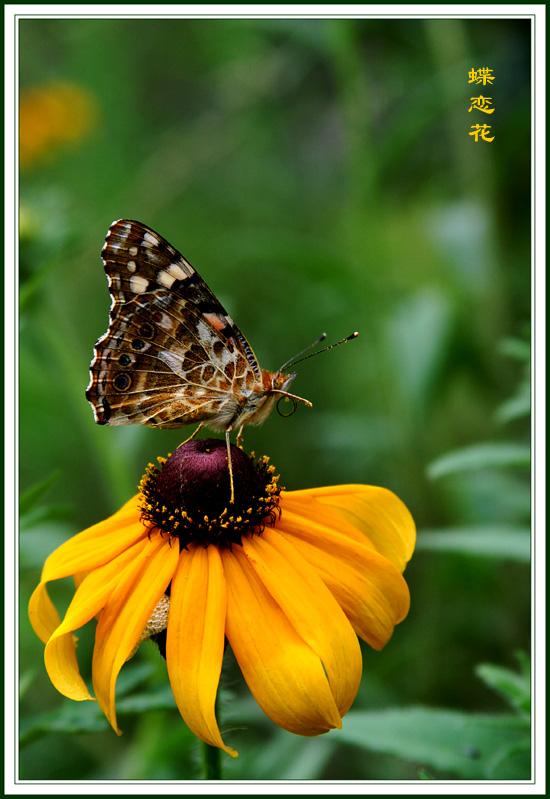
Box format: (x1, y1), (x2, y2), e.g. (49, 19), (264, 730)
(269, 369), (297, 394)
(255, 331), (359, 424)
(262, 369), (313, 420)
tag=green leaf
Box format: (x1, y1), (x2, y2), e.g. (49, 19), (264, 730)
(20, 679), (172, 748)
(19, 471), (62, 517)
(498, 337), (530, 362)
(276, 737), (335, 780)
(116, 684), (177, 715)
(20, 699), (108, 748)
(384, 289), (453, 413)
(416, 526), (530, 562)
(486, 739), (531, 780)
(19, 669), (37, 700)
(495, 386), (531, 424)
(427, 443), (530, 478)
(224, 725), (336, 780)
(20, 504), (75, 532)
(514, 650), (531, 679)
(19, 256), (59, 312)
(115, 661), (157, 696)
(335, 707), (529, 779)
(475, 661), (530, 716)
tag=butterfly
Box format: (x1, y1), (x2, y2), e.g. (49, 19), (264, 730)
(87, 220), (350, 502)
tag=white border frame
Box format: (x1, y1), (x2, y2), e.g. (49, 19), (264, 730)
(6, 5), (545, 795)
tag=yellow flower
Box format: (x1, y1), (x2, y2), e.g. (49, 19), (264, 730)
(19, 82), (97, 169)
(29, 440), (415, 758)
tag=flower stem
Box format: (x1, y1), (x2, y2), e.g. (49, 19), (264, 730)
(201, 740), (222, 780)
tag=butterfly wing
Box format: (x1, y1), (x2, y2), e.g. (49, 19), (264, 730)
(86, 219), (263, 430)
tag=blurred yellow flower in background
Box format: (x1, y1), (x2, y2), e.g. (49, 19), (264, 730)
(19, 82), (97, 169)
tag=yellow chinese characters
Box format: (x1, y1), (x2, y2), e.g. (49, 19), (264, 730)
(468, 69), (495, 142)
(469, 124), (494, 143)
(468, 96), (494, 114)
(468, 68), (495, 86)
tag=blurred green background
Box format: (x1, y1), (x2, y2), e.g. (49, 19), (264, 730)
(19, 17), (531, 781)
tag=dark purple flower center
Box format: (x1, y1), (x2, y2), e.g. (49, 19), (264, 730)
(139, 439), (281, 548)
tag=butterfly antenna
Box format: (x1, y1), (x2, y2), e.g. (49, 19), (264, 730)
(281, 332), (359, 372)
(278, 333), (327, 373)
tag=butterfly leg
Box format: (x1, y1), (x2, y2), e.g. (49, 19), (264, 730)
(236, 425), (245, 449)
(225, 428), (235, 505)
(178, 422), (205, 448)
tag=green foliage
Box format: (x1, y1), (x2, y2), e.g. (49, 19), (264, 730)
(416, 526), (530, 561)
(332, 655), (530, 779)
(423, 328), (530, 559)
(476, 653), (530, 717)
(19, 662), (176, 748)
(495, 337), (531, 424)
(427, 443), (530, 478)
(336, 707), (528, 779)
(20, 471), (62, 518)
(18, 16), (531, 781)
(20, 696), (110, 748)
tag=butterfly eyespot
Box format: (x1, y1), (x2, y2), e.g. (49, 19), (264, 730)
(131, 338), (145, 350)
(139, 322), (156, 340)
(113, 372), (132, 392)
(118, 354), (132, 367)
(277, 397), (298, 418)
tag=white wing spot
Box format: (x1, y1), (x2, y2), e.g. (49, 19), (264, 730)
(143, 232), (159, 247)
(129, 275), (149, 294)
(129, 246), (138, 256)
(115, 222), (133, 242)
(167, 262), (188, 280)
(157, 270), (177, 289)
(127, 260), (137, 273)
(155, 312), (173, 330)
(196, 320), (218, 347)
(221, 348), (233, 366)
(157, 350), (183, 372)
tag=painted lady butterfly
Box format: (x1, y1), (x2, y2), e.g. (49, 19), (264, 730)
(87, 219), (340, 501)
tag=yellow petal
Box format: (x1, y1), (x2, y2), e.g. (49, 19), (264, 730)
(92, 532), (179, 734)
(44, 538), (150, 701)
(282, 491), (375, 547)
(73, 572), (88, 590)
(28, 581), (62, 643)
(242, 530), (362, 717)
(40, 495), (147, 585)
(283, 486), (416, 572)
(277, 508), (410, 649)
(29, 497), (146, 644)
(166, 545), (237, 758)
(46, 628), (92, 700)
(221, 545), (343, 736)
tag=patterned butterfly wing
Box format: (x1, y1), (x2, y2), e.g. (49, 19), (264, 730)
(86, 219), (264, 430)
